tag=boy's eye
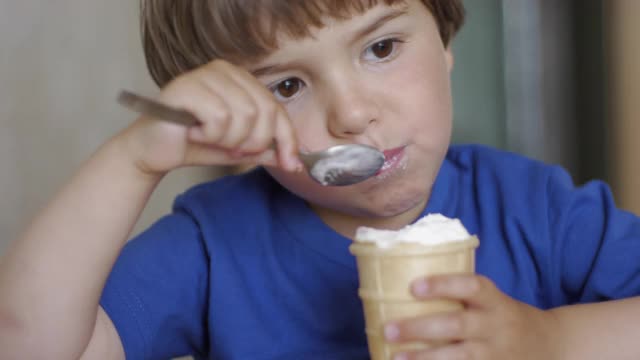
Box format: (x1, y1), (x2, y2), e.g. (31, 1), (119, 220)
(273, 78), (302, 99)
(364, 38), (402, 61)
(371, 39), (394, 58)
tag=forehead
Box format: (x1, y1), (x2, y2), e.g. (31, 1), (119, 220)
(248, 3), (418, 73)
(215, 0), (409, 63)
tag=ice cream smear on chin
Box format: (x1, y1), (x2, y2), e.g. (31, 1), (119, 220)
(355, 214), (471, 249)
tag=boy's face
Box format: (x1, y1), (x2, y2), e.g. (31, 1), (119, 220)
(251, 0), (454, 234)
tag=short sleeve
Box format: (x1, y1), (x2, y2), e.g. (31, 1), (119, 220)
(100, 204), (209, 359)
(548, 167), (640, 303)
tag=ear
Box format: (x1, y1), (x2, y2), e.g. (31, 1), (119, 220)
(444, 47), (454, 73)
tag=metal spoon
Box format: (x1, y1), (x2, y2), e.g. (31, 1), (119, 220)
(117, 90), (384, 186)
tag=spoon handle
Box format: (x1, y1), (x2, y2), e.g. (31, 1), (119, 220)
(117, 90), (200, 127)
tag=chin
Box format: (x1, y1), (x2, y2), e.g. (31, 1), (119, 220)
(329, 175), (430, 218)
(368, 184), (428, 217)
(266, 159), (432, 219)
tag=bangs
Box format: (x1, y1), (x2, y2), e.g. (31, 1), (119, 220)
(202, 0), (406, 60)
(141, 0), (463, 86)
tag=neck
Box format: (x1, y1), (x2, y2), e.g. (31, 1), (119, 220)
(310, 198), (428, 240)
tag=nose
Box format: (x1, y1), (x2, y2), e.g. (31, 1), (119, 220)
(326, 77), (379, 137)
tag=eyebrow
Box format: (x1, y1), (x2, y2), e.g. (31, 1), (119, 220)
(250, 7), (409, 77)
(350, 6), (409, 45)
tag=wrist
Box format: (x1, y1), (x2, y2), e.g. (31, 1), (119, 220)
(108, 127), (167, 183)
(110, 123), (169, 181)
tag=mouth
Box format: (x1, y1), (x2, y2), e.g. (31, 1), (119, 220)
(374, 146), (407, 177)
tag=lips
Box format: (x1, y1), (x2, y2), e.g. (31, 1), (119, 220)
(383, 147), (405, 160)
(375, 146), (406, 176)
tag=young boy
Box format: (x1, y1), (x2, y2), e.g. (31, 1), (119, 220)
(2, 0), (640, 359)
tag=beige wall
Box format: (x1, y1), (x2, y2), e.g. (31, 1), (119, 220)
(609, 1), (640, 214)
(0, 2), (222, 254)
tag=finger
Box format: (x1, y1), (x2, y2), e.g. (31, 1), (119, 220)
(235, 97), (277, 154)
(194, 67), (257, 149)
(197, 70), (259, 149)
(385, 310), (486, 344)
(184, 144), (278, 167)
(274, 107), (302, 172)
(159, 79), (231, 144)
(394, 341), (485, 360)
(219, 61), (301, 171)
(223, 61), (275, 101)
(411, 274), (498, 309)
(246, 148), (278, 167)
(224, 65), (281, 153)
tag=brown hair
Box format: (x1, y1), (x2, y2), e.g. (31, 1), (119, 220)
(140, 0), (465, 87)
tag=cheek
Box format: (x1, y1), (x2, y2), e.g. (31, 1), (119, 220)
(285, 102), (331, 152)
(390, 52), (453, 145)
(396, 50), (452, 111)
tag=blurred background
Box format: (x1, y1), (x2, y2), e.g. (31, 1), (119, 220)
(1, 0), (639, 255)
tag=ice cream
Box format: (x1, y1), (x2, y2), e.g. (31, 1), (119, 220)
(350, 214), (479, 360)
(354, 214), (471, 248)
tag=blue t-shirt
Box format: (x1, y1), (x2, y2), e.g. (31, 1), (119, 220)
(100, 144), (640, 359)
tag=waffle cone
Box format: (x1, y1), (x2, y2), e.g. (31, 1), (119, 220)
(349, 236), (479, 360)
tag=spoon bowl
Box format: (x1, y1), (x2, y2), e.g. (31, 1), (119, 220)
(302, 144), (384, 186)
(117, 90), (384, 186)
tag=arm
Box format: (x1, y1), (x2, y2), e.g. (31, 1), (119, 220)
(0, 59), (299, 358)
(0, 135), (161, 359)
(78, 307), (126, 360)
(550, 297), (640, 360)
(545, 169), (640, 359)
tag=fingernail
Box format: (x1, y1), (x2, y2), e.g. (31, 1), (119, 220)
(384, 323), (400, 341)
(412, 280), (429, 297)
(394, 353), (408, 360)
